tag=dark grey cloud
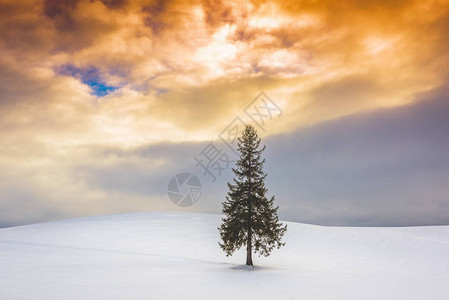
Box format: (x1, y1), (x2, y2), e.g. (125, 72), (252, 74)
(74, 141), (205, 196)
(264, 83), (449, 226)
(0, 179), (74, 227)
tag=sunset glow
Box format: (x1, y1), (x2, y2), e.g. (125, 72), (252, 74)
(1, 0), (448, 227)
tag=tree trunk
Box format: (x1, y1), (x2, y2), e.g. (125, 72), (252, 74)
(246, 149), (253, 266)
(246, 227), (253, 266)
(246, 200), (253, 266)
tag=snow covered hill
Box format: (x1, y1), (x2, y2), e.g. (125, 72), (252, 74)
(0, 212), (448, 299)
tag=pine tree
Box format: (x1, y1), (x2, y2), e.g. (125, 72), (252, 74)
(218, 125), (287, 266)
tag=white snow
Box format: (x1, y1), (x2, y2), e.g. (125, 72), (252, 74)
(0, 212), (448, 299)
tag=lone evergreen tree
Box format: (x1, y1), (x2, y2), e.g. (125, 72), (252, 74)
(218, 125), (287, 266)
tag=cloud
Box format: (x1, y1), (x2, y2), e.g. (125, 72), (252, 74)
(0, 0), (448, 227)
(264, 83), (449, 226)
(1, 82), (448, 227)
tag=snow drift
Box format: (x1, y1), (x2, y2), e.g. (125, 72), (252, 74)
(0, 212), (448, 299)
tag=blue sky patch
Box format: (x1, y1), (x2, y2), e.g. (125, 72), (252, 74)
(57, 64), (119, 97)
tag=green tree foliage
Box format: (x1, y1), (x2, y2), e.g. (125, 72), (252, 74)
(218, 125), (287, 266)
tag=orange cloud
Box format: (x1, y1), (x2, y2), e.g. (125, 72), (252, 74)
(0, 0), (448, 225)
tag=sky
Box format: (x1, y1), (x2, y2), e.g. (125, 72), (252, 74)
(0, 0), (448, 227)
